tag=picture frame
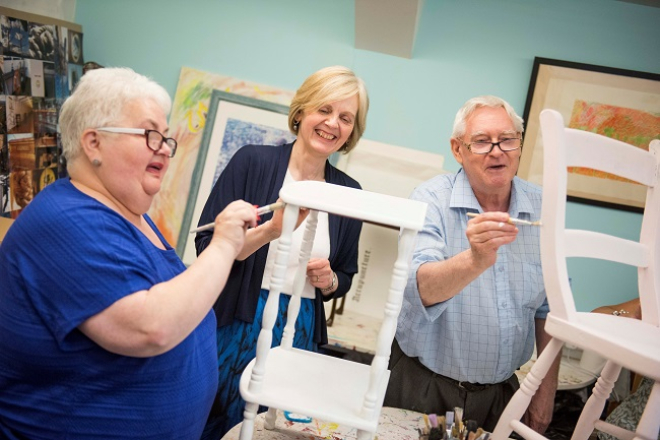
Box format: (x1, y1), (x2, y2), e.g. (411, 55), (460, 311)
(519, 57), (660, 213)
(177, 89), (295, 265)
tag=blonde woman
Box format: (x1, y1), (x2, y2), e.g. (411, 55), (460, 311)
(195, 65), (369, 438)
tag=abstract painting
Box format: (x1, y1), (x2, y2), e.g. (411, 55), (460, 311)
(519, 57), (660, 212)
(178, 90), (294, 265)
(148, 67), (294, 251)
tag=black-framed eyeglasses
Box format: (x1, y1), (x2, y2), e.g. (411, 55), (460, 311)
(460, 137), (522, 155)
(96, 127), (178, 158)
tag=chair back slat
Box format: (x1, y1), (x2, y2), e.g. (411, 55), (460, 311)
(564, 230), (650, 267)
(539, 110), (660, 325)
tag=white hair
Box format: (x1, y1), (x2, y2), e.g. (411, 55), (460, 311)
(59, 67), (171, 162)
(451, 95), (524, 139)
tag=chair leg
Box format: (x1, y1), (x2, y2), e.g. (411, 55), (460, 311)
(632, 380), (660, 440)
(572, 361), (621, 440)
(491, 338), (563, 440)
(264, 407), (277, 430)
(239, 402), (259, 440)
(357, 429), (374, 440)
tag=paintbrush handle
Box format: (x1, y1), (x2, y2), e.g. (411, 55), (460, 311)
(189, 201), (286, 234)
(466, 212), (541, 226)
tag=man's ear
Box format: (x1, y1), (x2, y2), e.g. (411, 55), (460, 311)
(450, 138), (463, 166)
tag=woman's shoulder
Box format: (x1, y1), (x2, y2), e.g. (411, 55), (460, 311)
(235, 142), (293, 159)
(225, 143), (293, 173)
(326, 163), (361, 190)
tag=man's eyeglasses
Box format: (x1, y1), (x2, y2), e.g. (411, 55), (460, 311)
(460, 137), (522, 155)
(96, 127), (178, 158)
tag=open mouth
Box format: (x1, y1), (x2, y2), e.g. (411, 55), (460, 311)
(147, 162), (163, 172)
(315, 129), (336, 140)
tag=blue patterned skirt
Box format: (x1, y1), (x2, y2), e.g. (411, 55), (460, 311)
(201, 289), (317, 440)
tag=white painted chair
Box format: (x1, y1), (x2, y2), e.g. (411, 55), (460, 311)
(492, 109), (660, 440)
(237, 180), (427, 440)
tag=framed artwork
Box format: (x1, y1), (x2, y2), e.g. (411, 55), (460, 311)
(519, 57), (660, 212)
(147, 67), (294, 249)
(178, 89), (295, 265)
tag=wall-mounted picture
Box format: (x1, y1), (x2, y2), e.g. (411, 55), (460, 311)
(28, 23), (56, 61)
(519, 57), (660, 212)
(67, 29), (82, 65)
(0, 15), (9, 51)
(8, 133), (35, 170)
(33, 97), (58, 133)
(178, 89), (295, 264)
(5, 17), (28, 57)
(67, 63), (82, 92)
(7, 96), (33, 134)
(4, 57), (29, 95)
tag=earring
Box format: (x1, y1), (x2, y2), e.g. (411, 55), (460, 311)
(293, 120), (299, 131)
(92, 158), (102, 167)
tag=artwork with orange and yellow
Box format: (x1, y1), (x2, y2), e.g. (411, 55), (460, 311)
(148, 67), (293, 249)
(568, 100), (660, 184)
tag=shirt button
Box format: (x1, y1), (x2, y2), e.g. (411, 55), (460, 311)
(499, 266), (504, 272)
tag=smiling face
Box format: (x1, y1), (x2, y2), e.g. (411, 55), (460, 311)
(94, 98), (171, 216)
(295, 95), (358, 159)
(451, 106), (521, 199)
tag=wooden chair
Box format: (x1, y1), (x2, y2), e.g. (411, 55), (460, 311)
(238, 180), (427, 440)
(492, 109), (660, 440)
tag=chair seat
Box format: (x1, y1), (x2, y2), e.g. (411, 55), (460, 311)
(546, 312), (660, 381)
(239, 347), (390, 432)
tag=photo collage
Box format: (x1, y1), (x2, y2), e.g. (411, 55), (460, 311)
(0, 11), (83, 218)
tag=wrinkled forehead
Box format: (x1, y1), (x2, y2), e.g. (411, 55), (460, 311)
(464, 106), (517, 137)
(120, 98), (168, 128)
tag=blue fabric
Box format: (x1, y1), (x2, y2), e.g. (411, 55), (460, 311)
(200, 289), (316, 440)
(194, 142), (362, 346)
(0, 178), (217, 440)
(396, 169), (548, 384)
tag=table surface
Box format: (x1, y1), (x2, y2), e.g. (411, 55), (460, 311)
(221, 407), (424, 440)
(325, 308), (381, 355)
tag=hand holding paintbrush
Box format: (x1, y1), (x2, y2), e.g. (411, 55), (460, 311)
(190, 202), (286, 234)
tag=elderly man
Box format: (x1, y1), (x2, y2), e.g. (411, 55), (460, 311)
(385, 96), (559, 433)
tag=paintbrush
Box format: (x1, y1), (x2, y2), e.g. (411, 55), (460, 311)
(189, 201), (285, 234)
(466, 212), (542, 226)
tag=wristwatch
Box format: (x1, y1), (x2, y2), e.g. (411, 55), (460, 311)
(320, 272), (337, 294)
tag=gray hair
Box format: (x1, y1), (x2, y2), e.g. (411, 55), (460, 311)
(59, 67), (171, 162)
(288, 65), (369, 154)
(451, 95), (524, 139)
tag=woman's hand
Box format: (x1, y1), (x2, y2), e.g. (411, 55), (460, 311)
(209, 200), (257, 259)
(307, 258), (336, 295)
(263, 199), (309, 238)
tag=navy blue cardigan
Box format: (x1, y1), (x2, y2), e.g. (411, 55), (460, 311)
(195, 142), (362, 345)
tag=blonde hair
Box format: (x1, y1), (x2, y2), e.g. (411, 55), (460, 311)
(452, 95), (524, 139)
(59, 67), (171, 162)
(288, 66), (369, 153)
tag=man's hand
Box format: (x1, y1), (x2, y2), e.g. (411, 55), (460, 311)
(523, 318), (560, 434)
(523, 387), (555, 433)
(466, 212), (518, 269)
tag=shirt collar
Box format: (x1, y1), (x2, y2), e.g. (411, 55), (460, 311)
(449, 168), (537, 218)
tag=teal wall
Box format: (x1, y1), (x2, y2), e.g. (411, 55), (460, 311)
(76, 0), (660, 312)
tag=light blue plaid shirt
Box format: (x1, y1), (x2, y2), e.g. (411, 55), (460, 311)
(396, 169), (548, 384)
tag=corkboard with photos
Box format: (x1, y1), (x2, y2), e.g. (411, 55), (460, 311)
(0, 7), (83, 219)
